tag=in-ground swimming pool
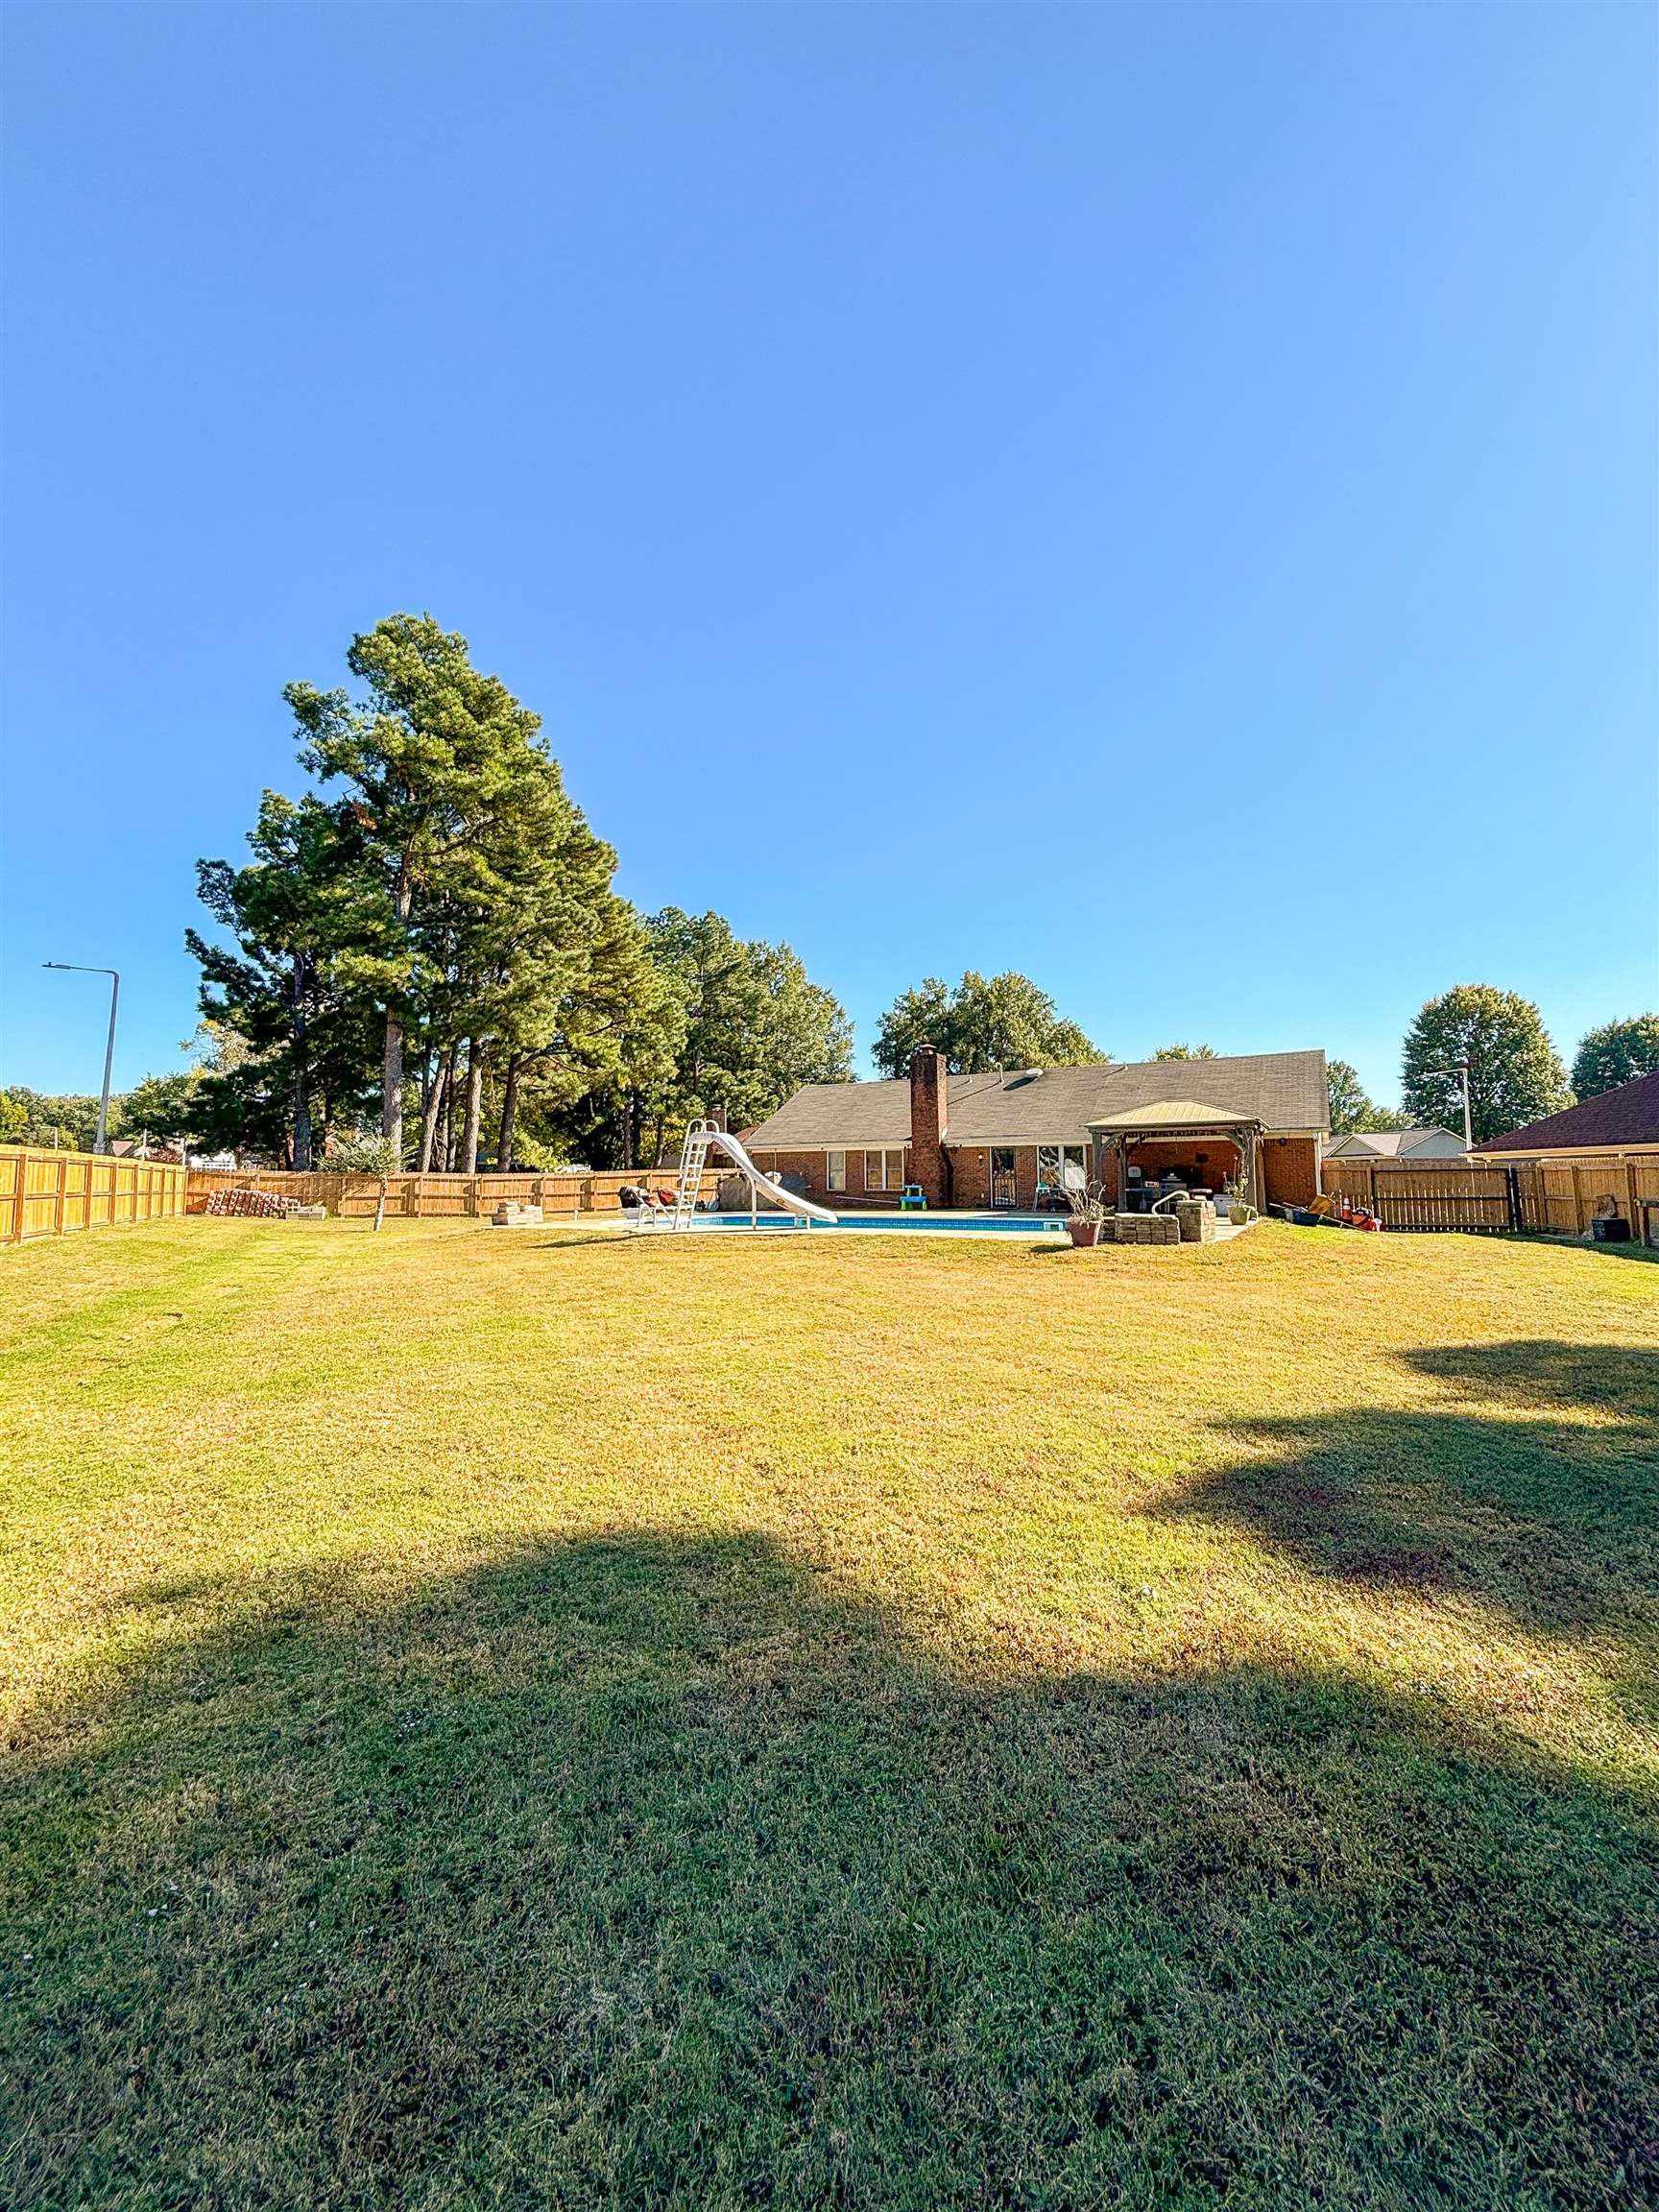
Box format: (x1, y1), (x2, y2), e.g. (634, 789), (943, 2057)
(642, 1212), (1069, 1236)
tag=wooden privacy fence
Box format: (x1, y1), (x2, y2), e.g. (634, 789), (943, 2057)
(1509, 1154), (1659, 1239)
(185, 1166), (722, 1220)
(3, 1145), (186, 1244)
(1323, 1153), (1659, 1238)
(1322, 1160), (1522, 1233)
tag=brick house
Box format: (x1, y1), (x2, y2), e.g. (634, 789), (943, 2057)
(744, 1047), (1328, 1213)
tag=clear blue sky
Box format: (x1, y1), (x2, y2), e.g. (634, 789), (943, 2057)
(3, 2), (1654, 1106)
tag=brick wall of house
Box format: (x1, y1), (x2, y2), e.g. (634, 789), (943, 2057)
(1120, 1139), (1246, 1196)
(1094, 1136), (1319, 1207)
(755, 1128), (1321, 1212)
(1262, 1137), (1319, 1210)
(750, 1150), (831, 1204)
(942, 1146), (1042, 1207)
(748, 1149), (910, 1207)
(949, 1146), (989, 1206)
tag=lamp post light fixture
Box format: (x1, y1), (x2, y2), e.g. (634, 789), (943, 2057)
(1421, 1061), (1473, 1151)
(41, 963), (120, 1153)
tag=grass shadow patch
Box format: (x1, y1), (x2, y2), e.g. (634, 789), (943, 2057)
(4, 1528), (1654, 2210)
(1163, 1341), (1659, 1642)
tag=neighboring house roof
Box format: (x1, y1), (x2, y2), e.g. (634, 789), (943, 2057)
(109, 1139), (184, 1163)
(1477, 1070), (1659, 1154)
(745, 1050), (1328, 1151)
(1324, 1126), (1466, 1160)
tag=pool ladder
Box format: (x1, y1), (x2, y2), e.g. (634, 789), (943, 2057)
(672, 1119), (717, 1228)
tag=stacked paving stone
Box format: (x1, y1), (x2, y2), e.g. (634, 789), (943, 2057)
(492, 1200), (544, 1227)
(1103, 1212), (1181, 1246)
(204, 1188), (291, 1218)
(1173, 1197), (1217, 1244)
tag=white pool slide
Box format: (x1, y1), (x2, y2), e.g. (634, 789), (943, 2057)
(666, 1120), (840, 1225)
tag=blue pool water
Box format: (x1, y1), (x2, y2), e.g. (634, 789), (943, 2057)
(680, 1212), (1068, 1235)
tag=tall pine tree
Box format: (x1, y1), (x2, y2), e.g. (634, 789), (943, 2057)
(287, 614), (553, 1155)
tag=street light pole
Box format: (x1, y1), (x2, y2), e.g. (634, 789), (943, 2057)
(42, 964), (120, 1153)
(1423, 1062), (1473, 1150)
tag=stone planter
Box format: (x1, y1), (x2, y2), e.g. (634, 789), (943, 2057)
(1067, 1217), (1103, 1247)
(1173, 1198), (1216, 1243)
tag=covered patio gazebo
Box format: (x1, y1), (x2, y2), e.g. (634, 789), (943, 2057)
(1086, 1097), (1265, 1211)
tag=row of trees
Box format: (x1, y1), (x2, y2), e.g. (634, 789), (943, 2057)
(872, 974), (1098, 1078)
(1324, 994), (1659, 1142)
(15, 979), (1647, 1166)
(176, 616), (851, 1170)
(12, 634), (1651, 1166)
(0, 1065), (213, 1154)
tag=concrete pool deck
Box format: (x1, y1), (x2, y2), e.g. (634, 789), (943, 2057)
(622, 1208), (1260, 1241)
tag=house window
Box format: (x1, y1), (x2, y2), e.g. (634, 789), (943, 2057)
(826, 1150), (846, 1192)
(1037, 1144), (1087, 1196)
(862, 1148), (904, 1191)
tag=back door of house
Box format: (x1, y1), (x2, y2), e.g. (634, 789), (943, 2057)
(990, 1147), (1018, 1208)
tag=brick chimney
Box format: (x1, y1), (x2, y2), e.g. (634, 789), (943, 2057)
(908, 1046), (949, 1207)
(708, 1103), (728, 1133)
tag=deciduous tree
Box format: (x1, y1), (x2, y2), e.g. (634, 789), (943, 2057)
(873, 973), (1097, 1077)
(1324, 1059), (1406, 1137)
(1401, 986), (1571, 1144)
(635, 910), (852, 1161)
(1, 1089), (108, 1151)
(331, 1131), (403, 1232)
(872, 979), (953, 1078)
(1571, 1015), (1659, 1100)
(121, 1071), (203, 1152)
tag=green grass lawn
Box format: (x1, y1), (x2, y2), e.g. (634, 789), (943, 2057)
(2, 1217), (1655, 2210)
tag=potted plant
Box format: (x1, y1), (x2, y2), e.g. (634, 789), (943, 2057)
(1063, 1178), (1110, 1247)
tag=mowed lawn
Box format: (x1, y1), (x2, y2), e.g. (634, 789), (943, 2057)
(2, 1219), (1655, 2210)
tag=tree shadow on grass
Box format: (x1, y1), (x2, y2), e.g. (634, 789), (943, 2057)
(4, 1531), (1655, 2211)
(1160, 1343), (1659, 1644)
(1406, 1340), (1659, 1441)
(529, 1230), (638, 1253)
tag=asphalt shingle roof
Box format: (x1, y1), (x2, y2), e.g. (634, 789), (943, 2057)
(1476, 1070), (1659, 1154)
(1088, 1096), (1259, 1132)
(744, 1050), (1328, 1150)
(1323, 1127), (1465, 1159)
